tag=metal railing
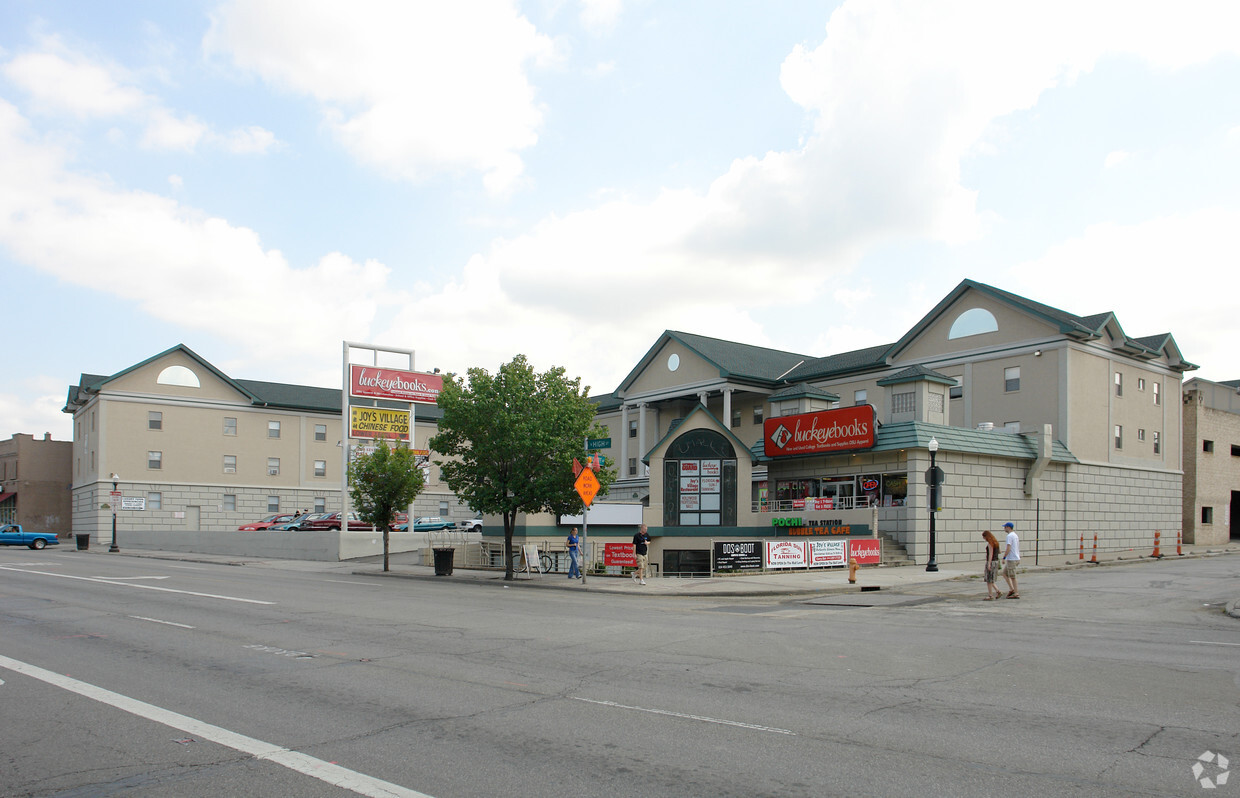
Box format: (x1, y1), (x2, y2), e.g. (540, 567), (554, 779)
(751, 495), (876, 513)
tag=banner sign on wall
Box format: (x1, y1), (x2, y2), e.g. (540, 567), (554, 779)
(763, 404), (876, 457)
(713, 540), (763, 571)
(808, 539), (847, 567)
(848, 538), (882, 565)
(350, 365), (443, 404)
(604, 542), (636, 567)
(765, 540), (807, 569)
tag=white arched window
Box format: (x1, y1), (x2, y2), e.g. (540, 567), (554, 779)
(157, 365), (200, 388)
(948, 308), (998, 339)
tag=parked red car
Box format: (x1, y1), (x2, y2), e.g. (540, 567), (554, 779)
(238, 513), (298, 531)
(297, 512), (382, 531)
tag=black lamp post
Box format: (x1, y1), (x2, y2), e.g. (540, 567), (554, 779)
(109, 473), (120, 553)
(926, 438), (939, 571)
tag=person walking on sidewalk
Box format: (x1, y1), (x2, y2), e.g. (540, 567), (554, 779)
(982, 530), (1002, 600)
(566, 527), (581, 580)
(1002, 522), (1021, 598)
(632, 524), (650, 585)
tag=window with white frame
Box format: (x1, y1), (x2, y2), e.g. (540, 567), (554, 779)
(854, 389), (867, 405)
(267, 457), (280, 476)
(314, 460), (326, 477)
(731, 410), (741, 428)
(224, 417), (237, 436)
(148, 451), (162, 469)
(628, 420), (637, 438)
(439, 500), (449, 516)
(148, 411), (162, 430)
(268, 420), (281, 438)
(1114, 372), (1123, 396)
(223, 494), (236, 511)
(1114, 425), (1123, 450)
(1137, 429), (1146, 442)
(753, 406), (763, 424)
(950, 377), (963, 400)
(224, 455), (236, 473)
(1153, 382), (1160, 405)
(147, 492), (162, 510)
(628, 457), (637, 476)
(315, 424), (327, 441)
(1138, 377), (1146, 391)
(314, 497), (326, 513)
(1153, 431), (1160, 454)
(267, 495), (280, 512)
(1004, 366), (1021, 393)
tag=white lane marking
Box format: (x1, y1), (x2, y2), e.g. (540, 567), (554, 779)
(96, 576), (171, 581)
(0, 654), (432, 798)
(129, 616), (195, 629)
(325, 579), (378, 586)
(0, 565), (274, 605)
(571, 697), (796, 735)
(1190, 640), (1240, 646)
(166, 565), (206, 570)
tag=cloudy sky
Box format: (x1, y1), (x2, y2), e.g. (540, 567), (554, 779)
(3, 0), (1238, 441)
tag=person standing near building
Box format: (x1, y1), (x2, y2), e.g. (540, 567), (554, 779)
(566, 527), (581, 579)
(632, 524), (650, 585)
(1002, 521), (1021, 598)
(981, 530), (1002, 600)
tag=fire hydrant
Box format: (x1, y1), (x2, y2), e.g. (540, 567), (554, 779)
(848, 557), (859, 584)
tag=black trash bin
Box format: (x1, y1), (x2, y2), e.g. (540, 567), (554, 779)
(433, 548), (455, 576)
(75, 534), (90, 551)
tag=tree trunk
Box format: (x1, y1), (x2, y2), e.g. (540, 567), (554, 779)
(382, 526), (390, 572)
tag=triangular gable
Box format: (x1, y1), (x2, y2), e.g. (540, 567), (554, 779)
(617, 330), (810, 396)
(641, 404), (756, 465)
(94, 344), (259, 403)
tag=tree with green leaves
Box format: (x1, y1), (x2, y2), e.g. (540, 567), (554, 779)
(348, 439), (426, 572)
(429, 354), (615, 580)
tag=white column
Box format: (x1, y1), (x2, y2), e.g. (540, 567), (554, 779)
(698, 391), (708, 407)
(638, 402), (648, 462)
(619, 403), (629, 477)
(723, 389), (732, 428)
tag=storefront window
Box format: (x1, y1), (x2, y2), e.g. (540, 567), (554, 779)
(775, 479), (816, 502)
(882, 474), (908, 506)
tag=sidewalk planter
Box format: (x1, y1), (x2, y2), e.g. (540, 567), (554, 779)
(75, 534), (90, 551)
(433, 548), (455, 576)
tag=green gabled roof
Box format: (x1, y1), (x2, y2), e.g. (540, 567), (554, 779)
(876, 364), (956, 387)
(641, 404), (757, 465)
(750, 421), (1077, 464)
(618, 330), (812, 392)
(768, 382), (839, 401)
(62, 344), (446, 420)
(785, 343), (893, 381)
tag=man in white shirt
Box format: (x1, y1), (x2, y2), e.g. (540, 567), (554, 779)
(1002, 521), (1021, 598)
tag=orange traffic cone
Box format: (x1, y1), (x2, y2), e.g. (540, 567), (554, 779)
(1150, 530), (1162, 558)
(1089, 533), (1098, 564)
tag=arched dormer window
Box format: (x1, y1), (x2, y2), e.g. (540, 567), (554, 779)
(948, 308), (998, 339)
(157, 365), (200, 388)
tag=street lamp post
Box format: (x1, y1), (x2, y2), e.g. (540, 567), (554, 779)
(109, 473), (120, 553)
(926, 438), (939, 572)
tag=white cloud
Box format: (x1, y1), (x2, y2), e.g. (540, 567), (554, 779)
(0, 376), (70, 441)
(1, 42), (280, 155)
(580, 0), (624, 32)
(1006, 209), (1240, 380)
(0, 99), (401, 374)
(1104, 150), (1131, 168)
(204, 0), (555, 195)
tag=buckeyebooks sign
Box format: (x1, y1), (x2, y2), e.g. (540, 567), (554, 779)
(350, 365), (442, 404)
(763, 404), (876, 457)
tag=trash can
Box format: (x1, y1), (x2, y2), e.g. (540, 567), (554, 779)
(433, 548), (455, 576)
(75, 534), (90, 551)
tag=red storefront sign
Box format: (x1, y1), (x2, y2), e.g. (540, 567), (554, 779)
(604, 543), (636, 567)
(763, 405), (876, 457)
(849, 538), (882, 565)
(349, 365), (442, 404)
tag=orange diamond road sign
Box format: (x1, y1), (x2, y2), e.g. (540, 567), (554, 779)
(574, 467), (600, 506)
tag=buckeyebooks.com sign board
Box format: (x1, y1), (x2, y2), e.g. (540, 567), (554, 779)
(349, 365), (442, 404)
(763, 404), (876, 457)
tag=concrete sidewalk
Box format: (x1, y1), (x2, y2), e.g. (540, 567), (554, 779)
(100, 541), (1240, 607)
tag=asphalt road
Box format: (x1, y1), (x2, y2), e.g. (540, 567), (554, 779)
(1, 549), (1237, 797)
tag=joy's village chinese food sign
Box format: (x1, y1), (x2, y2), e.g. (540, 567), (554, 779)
(763, 405), (876, 457)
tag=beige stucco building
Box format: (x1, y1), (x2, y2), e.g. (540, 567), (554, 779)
(501, 279), (1196, 571)
(1181, 377), (1240, 544)
(63, 345), (467, 556)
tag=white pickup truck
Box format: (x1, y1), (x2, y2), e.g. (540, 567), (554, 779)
(457, 517), (482, 532)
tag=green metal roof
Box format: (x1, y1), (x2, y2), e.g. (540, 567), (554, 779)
(768, 382), (840, 401)
(875, 364), (956, 387)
